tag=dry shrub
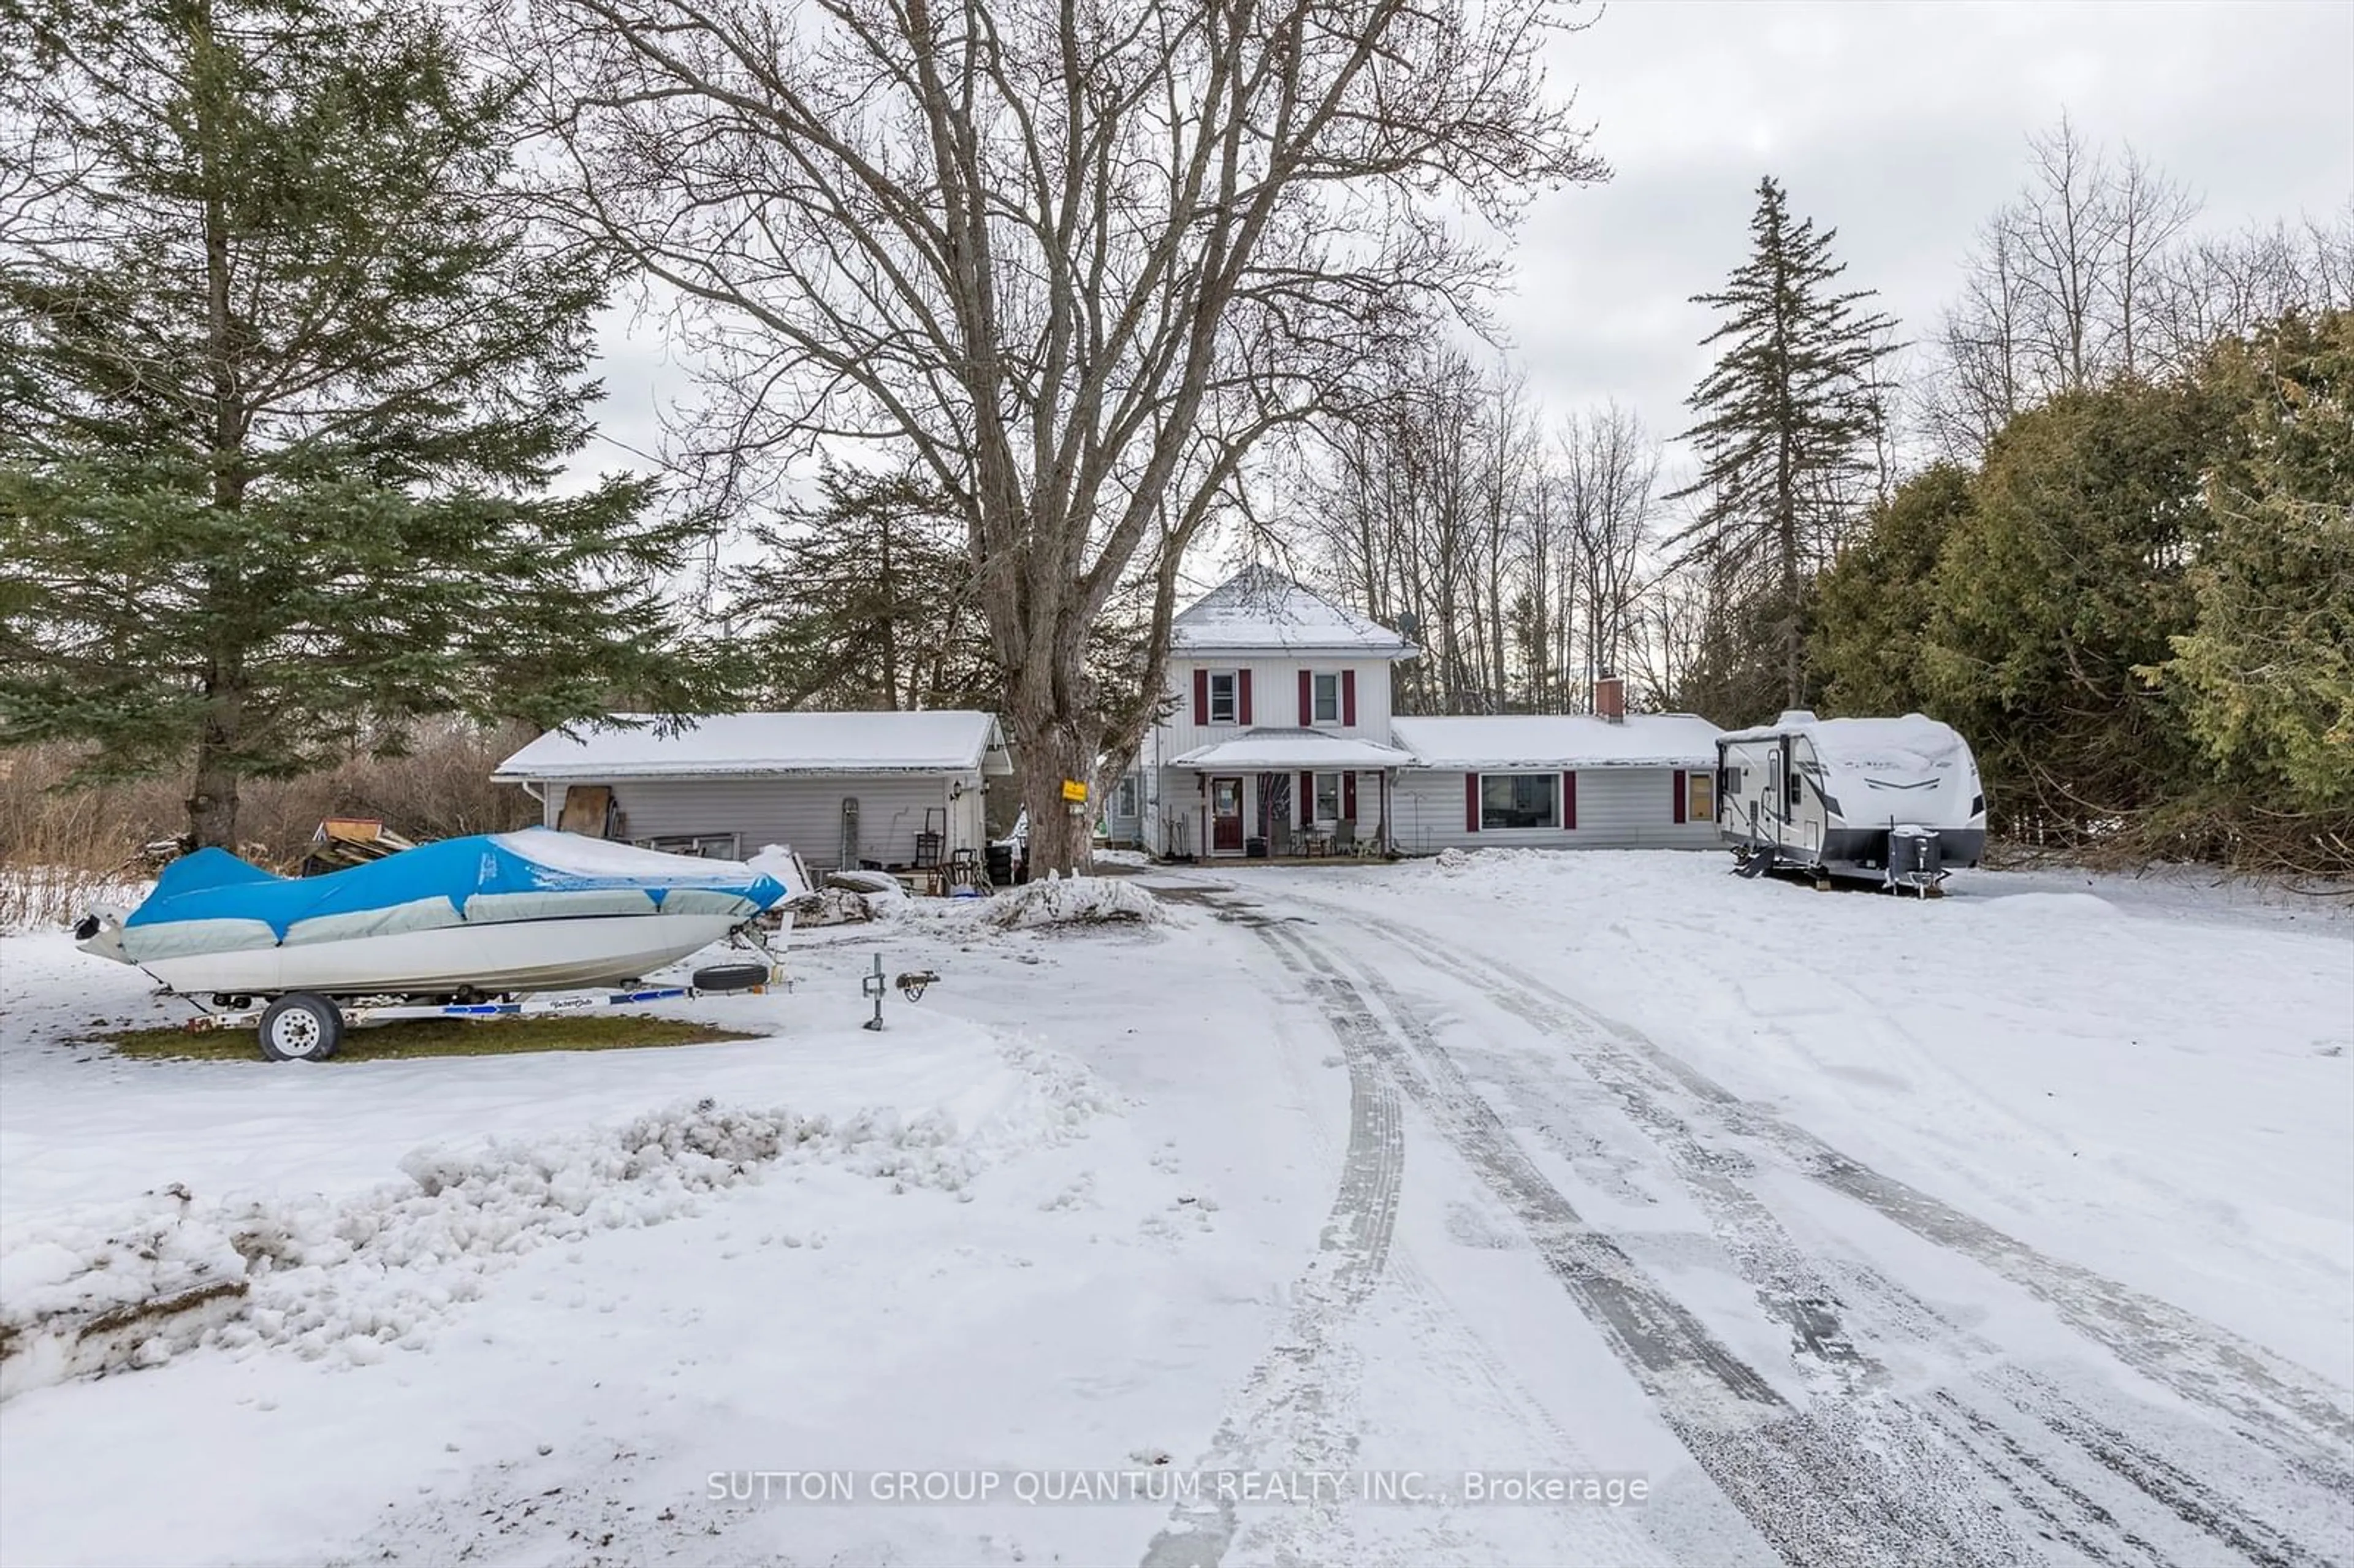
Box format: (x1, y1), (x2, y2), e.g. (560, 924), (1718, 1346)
(0, 721), (540, 898)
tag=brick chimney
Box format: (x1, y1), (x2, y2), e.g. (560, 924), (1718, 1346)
(1593, 671), (1625, 723)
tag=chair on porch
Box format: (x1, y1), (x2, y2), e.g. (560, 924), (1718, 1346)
(1331, 817), (1358, 857)
(1269, 818), (1295, 858)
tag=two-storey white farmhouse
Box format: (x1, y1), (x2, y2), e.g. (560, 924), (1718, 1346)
(1110, 566), (1723, 858)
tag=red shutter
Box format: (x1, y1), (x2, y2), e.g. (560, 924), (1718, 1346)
(1298, 669), (1313, 725)
(1299, 770), (1314, 828)
(1343, 772), (1358, 821)
(1193, 668), (1209, 725)
(1465, 774), (1481, 834)
(1563, 769), (1578, 831)
(1672, 769), (1687, 824)
(1341, 669), (1357, 726)
(1238, 668), (1254, 726)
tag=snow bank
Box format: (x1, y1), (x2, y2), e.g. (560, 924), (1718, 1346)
(0, 1043), (1113, 1402)
(981, 873), (1164, 930)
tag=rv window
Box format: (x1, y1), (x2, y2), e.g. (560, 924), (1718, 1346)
(1785, 754), (1801, 807)
(1480, 772), (1560, 830)
(1207, 671), (1237, 723)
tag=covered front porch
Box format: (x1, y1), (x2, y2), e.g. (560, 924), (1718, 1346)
(1168, 730), (1410, 859)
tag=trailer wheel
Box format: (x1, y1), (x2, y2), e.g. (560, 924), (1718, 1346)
(692, 962), (771, 994)
(257, 994), (343, 1062)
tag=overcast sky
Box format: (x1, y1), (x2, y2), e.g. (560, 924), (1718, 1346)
(583, 0), (2354, 580)
(1499, 0), (2354, 467)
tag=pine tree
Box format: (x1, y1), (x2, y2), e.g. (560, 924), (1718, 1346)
(0, 0), (725, 847)
(1669, 177), (1895, 713)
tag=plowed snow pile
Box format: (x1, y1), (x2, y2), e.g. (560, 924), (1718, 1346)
(1, 1043), (1114, 1402)
(981, 873), (1164, 929)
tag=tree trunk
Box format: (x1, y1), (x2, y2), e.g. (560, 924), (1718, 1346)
(1011, 680), (1097, 877)
(187, 674), (243, 848)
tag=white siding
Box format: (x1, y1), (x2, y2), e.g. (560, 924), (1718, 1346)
(1390, 766), (1720, 854)
(1148, 656), (1398, 761)
(545, 774), (970, 872)
(1138, 764), (1390, 858)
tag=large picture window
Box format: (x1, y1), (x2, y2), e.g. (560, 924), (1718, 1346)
(1207, 671), (1237, 723)
(1687, 771), (1714, 821)
(1312, 672), (1340, 723)
(1480, 772), (1560, 830)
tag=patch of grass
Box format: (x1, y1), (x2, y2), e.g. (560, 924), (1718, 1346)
(101, 1013), (764, 1063)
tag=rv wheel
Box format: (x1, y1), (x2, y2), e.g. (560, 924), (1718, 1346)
(257, 994), (343, 1062)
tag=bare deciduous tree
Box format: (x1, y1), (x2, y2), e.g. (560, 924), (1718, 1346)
(1922, 114), (2199, 458)
(1558, 400), (1657, 699)
(505, 0), (1604, 870)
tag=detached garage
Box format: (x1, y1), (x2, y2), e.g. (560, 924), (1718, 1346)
(1386, 713), (1723, 855)
(493, 712), (1013, 878)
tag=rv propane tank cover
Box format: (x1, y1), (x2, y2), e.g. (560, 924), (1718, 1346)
(1891, 823), (1941, 877)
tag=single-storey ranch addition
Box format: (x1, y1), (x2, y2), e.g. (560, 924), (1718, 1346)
(1388, 711), (1724, 854)
(493, 711), (1013, 875)
(1111, 568), (1722, 858)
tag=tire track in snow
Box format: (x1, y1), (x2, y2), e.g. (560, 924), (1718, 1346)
(1293, 896), (2352, 1564)
(1362, 954), (2343, 1567)
(1251, 918), (2034, 1568)
(1137, 921), (1405, 1568)
(1310, 893), (2354, 1486)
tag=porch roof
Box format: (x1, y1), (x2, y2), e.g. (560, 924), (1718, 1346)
(1170, 729), (1413, 771)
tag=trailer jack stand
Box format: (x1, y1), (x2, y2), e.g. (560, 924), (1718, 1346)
(862, 953), (888, 1030)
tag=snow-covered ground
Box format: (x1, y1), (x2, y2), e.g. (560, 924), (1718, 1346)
(1, 854), (2348, 1566)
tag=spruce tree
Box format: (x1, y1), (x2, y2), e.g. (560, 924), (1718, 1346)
(1669, 177), (1895, 712)
(0, 0), (724, 847)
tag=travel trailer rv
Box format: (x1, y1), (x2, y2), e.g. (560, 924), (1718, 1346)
(1715, 712), (1986, 893)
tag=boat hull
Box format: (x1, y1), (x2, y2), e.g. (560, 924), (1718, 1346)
(136, 912), (758, 999)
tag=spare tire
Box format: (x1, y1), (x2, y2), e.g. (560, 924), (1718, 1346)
(693, 962), (771, 994)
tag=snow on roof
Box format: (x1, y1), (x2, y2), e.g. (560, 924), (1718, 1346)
(1390, 713), (1723, 770)
(493, 711), (1013, 780)
(1717, 713), (1973, 769)
(1171, 566), (1417, 657)
(1171, 729), (1415, 770)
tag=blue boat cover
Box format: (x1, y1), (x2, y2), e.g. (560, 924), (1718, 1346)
(123, 830), (785, 946)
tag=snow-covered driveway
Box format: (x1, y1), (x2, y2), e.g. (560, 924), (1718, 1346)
(1131, 854), (2353, 1566)
(2, 852), (2349, 1566)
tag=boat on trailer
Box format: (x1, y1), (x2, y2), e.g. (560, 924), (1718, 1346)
(1713, 712), (1986, 894)
(75, 829), (794, 1059)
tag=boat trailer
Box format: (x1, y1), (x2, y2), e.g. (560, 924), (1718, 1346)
(164, 925), (790, 1062)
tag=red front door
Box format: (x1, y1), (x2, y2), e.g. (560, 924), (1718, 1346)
(1211, 777), (1245, 853)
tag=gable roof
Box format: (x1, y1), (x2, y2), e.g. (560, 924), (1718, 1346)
(1389, 713), (1722, 770)
(1171, 566), (1417, 657)
(493, 711), (1013, 781)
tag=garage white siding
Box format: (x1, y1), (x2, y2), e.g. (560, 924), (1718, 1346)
(1390, 766), (1720, 853)
(552, 774), (967, 872)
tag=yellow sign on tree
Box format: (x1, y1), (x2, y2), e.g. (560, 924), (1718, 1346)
(1061, 778), (1089, 803)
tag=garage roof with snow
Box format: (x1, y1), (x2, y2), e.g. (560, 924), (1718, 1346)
(493, 711), (1014, 781)
(1171, 566), (1417, 657)
(1390, 714), (1722, 771)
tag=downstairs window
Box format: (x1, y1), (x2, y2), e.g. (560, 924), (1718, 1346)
(1480, 772), (1560, 830)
